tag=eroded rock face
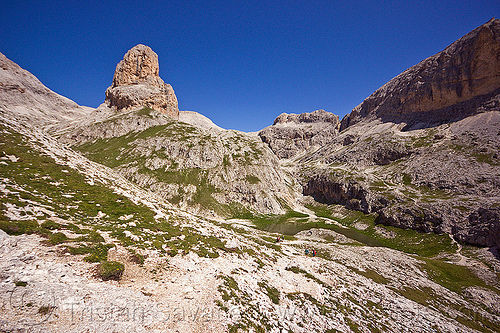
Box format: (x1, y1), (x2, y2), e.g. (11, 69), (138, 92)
(298, 111), (500, 248)
(303, 172), (389, 213)
(111, 44), (161, 87)
(259, 109), (340, 159)
(105, 44), (179, 119)
(341, 18), (500, 130)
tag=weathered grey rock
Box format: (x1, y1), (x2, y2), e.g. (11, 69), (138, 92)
(0, 52), (92, 127)
(105, 44), (179, 119)
(60, 107), (174, 144)
(341, 18), (500, 130)
(287, 20), (500, 248)
(299, 111), (500, 248)
(456, 207), (500, 247)
(303, 172), (390, 213)
(259, 109), (340, 159)
(179, 110), (223, 131)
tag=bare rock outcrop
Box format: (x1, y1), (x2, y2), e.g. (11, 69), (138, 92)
(179, 111), (223, 131)
(299, 111), (500, 248)
(259, 109), (340, 159)
(303, 172), (389, 213)
(105, 44), (179, 119)
(341, 18), (500, 130)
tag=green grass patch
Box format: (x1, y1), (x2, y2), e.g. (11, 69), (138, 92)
(97, 260), (124, 281)
(245, 175), (260, 184)
(38, 305), (54, 315)
(48, 232), (68, 245)
(350, 267), (388, 284)
(308, 203), (456, 256)
(40, 220), (61, 230)
(218, 274), (240, 302)
(285, 266), (331, 288)
(135, 107), (155, 117)
(0, 220), (39, 235)
(305, 203), (336, 219)
(0, 125), (159, 231)
(419, 258), (490, 294)
(402, 173), (412, 186)
(66, 243), (114, 262)
(258, 280), (280, 304)
(472, 151), (498, 165)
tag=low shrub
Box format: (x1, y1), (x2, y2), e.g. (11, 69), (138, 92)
(97, 260), (124, 281)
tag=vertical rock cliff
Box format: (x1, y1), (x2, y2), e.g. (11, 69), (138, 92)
(105, 44), (179, 119)
(341, 18), (500, 130)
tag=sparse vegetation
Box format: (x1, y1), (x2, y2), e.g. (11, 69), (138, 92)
(245, 174), (260, 184)
(48, 232), (68, 245)
(419, 257), (490, 294)
(258, 280), (280, 304)
(66, 243), (114, 262)
(38, 305), (54, 315)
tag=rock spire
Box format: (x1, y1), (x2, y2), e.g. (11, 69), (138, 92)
(105, 44), (179, 119)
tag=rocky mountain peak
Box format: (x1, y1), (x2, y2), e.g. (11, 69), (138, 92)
(259, 110), (340, 159)
(341, 18), (500, 130)
(0, 52), (92, 126)
(105, 44), (179, 119)
(111, 44), (161, 88)
(273, 109), (339, 125)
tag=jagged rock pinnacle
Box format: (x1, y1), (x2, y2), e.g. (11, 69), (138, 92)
(105, 44), (179, 119)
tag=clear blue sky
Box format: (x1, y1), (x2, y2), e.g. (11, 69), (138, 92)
(1, 1), (498, 131)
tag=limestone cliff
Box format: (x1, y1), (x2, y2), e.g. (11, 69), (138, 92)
(105, 44), (179, 119)
(341, 18), (500, 130)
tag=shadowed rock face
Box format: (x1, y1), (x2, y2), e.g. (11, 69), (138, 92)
(341, 18), (500, 130)
(105, 44), (179, 119)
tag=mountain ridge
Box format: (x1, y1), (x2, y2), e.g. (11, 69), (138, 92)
(340, 18), (500, 131)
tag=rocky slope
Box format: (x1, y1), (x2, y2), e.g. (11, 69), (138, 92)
(0, 52), (92, 128)
(1, 116), (499, 332)
(299, 112), (500, 247)
(179, 110), (224, 131)
(53, 45), (298, 218)
(64, 107), (298, 217)
(285, 19), (500, 248)
(104, 44), (179, 119)
(1, 25), (500, 332)
(341, 18), (500, 130)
